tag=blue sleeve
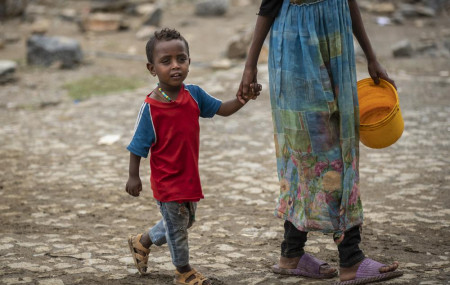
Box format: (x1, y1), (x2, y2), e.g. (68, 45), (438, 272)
(127, 103), (155, 158)
(186, 84), (222, 118)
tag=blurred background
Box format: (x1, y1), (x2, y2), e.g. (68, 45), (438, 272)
(1, 0), (449, 108)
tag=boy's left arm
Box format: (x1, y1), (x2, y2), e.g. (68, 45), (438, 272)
(216, 98), (246, 117)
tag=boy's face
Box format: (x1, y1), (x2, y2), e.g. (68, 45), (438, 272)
(147, 39), (190, 91)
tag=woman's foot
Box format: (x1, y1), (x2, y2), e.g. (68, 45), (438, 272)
(279, 256), (301, 268)
(279, 256), (337, 275)
(273, 254), (337, 279)
(339, 259), (399, 281)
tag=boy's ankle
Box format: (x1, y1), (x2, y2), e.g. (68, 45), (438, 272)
(139, 233), (152, 249)
(176, 264), (192, 273)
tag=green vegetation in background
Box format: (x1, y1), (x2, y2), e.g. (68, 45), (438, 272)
(64, 76), (145, 101)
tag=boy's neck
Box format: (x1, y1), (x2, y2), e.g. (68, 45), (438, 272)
(151, 83), (183, 102)
(159, 83), (183, 97)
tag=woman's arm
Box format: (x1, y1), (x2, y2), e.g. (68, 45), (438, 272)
(348, 0), (396, 88)
(348, 0), (376, 62)
(237, 15), (275, 102)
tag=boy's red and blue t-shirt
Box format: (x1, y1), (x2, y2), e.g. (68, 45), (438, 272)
(127, 84), (221, 202)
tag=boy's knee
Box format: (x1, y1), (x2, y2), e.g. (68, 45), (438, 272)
(176, 203), (195, 230)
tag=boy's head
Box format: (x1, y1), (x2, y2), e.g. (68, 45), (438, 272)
(145, 28), (191, 89)
(146, 28), (190, 64)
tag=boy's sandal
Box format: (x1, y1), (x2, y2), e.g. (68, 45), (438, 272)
(128, 234), (150, 275)
(174, 268), (209, 285)
(332, 258), (403, 285)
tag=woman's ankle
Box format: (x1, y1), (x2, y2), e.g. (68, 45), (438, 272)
(339, 260), (363, 281)
(279, 255), (301, 268)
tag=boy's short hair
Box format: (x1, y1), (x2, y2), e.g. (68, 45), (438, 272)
(146, 28), (190, 63)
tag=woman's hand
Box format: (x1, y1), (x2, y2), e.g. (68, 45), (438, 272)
(237, 66), (259, 104)
(368, 59), (396, 89)
(236, 14), (273, 104)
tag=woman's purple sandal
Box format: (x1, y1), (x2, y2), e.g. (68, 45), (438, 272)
(272, 253), (337, 279)
(333, 258), (403, 285)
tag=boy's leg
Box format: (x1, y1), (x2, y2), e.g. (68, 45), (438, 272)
(148, 219), (167, 246)
(135, 211), (168, 251)
(160, 201), (210, 284)
(145, 200), (193, 247)
(128, 201), (169, 275)
(158, 201), (195, 271)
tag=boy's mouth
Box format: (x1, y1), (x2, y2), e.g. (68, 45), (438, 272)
(171, 73), (182, 78)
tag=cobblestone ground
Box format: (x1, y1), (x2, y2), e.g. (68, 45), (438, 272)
(0, 61), (449, 285)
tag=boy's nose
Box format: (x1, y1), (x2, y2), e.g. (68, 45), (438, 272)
(171, 60), (180, 69)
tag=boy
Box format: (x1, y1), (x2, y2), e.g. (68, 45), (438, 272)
(125, 28), (260, 285)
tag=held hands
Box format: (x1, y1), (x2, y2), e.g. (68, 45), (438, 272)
(237, 82), (262, 104)
(126, 176), (142, 197)
(368, 59), (396, 89)
(237, 66), (261, 104)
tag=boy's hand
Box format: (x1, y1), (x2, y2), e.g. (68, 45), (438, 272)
(126, 176), (142, 197)
(237, 82), (262, 103)
(250, 82), (262, 99)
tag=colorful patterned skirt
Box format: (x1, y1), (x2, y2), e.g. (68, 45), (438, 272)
(269, 0), (363, 237)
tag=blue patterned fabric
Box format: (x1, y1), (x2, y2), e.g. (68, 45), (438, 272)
(269, 0), (363, 237)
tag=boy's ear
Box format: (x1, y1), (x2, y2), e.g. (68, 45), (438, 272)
(147, 62), (156, 77)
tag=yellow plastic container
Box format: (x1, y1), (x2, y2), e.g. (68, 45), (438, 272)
(357, 78), (404, 149)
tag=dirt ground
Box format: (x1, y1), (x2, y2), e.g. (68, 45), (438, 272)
(0, 1), (449, 285)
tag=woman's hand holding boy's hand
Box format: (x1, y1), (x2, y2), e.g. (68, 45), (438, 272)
(237, 82), (262, 104)
(237, 65), (260, 104)
(126, 176), (142, 197)
(217, 82), (261, 116)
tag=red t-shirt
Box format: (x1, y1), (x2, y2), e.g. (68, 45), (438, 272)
(127, 84), (222, 202)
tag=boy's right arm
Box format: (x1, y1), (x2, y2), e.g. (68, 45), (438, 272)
(125, 102), (154, 197)
(126, 152), (142, 197)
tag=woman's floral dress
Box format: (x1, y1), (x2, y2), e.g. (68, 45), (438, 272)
(269, 0), (363, 238)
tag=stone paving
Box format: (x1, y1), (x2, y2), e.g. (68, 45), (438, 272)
(0, 63), (449, 285)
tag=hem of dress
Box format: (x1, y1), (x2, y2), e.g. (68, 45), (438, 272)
(275, 210), (363, 234)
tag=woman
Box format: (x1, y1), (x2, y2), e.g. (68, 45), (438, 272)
(237, 0), (402, 284)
